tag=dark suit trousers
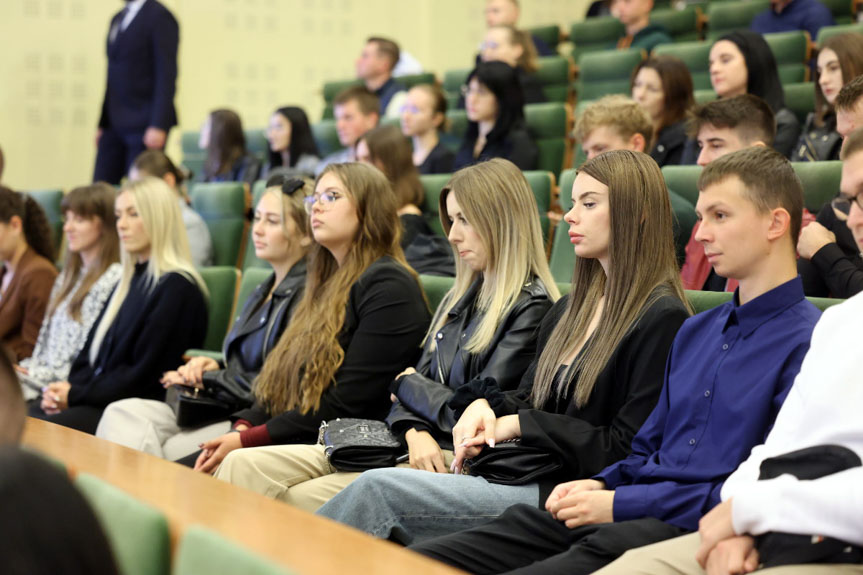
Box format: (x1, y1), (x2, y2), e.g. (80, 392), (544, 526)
(28, 400), (105, 435)
(410, 503), (688, 575)
(93, 128), (154, 184)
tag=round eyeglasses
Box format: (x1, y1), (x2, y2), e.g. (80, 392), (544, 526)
(830, 193), (863, 221)
(303, 191), (342, 214)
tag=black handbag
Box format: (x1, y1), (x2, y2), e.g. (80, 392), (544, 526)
(165, 385), (234, 428)
(756, 444), (863, 568)
(318, 418), (403, 472)
(462, 439), (562, 485)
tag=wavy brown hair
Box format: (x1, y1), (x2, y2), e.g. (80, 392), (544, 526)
(631, 55), (695, 132)
(531, 151), (689, 409)
(203, 109), (246, 181)
(48, 184), (120, 322)
(359, 125), (424, 209)
(253, 163), (421, 414)
(0, 186), (54, 262)
(814, 33), (863, 127)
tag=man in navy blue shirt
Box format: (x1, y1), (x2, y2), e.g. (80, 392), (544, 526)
(356, 37), (406, 119)
(410, 147), (822, 574)
(751, 0), (834, 42)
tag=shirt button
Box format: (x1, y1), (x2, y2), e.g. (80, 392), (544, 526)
(689, 438), (696, 445)
(462, 333), (467, 338)
(436, 332), (443, 340)
(704, 390), (711, 398)
(286, 289), (292, 294)
(722, 344), (729, 350)
(259, 317), (266, 324)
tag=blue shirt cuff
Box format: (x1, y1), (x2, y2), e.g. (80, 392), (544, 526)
(611, 484), (650, 522)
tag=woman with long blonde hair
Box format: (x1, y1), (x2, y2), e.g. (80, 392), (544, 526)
(212, 158), (558, 511)
(318, 150), (691, 545)
(191, 162), (430, 474)
(30, 177), (208, 433)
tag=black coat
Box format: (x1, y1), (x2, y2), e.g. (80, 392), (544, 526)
(234, 257), (431, 445)
(798, 203), (863, 298)
(99, 0), (178, 131)
(387, 277), (554, 449)
(454, 122), (538, 171)
(650, 121), (687, 168)
(202, 261), (306, 406)
(418, 143), (455, 175)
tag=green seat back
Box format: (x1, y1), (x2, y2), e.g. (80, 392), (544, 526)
(527, 25), (562, 51)
(199, 266), (240, 352)
(649, 6), (700, 42)
(818, 0), (855, 23)
(536, 56), (572, 103)
(322, 79), (363, 103)
(807, 296), (844, 311)
(26, 189), (64, 255)
(311, 120), (342, 157)
(764, 31), (810, 83)
(399, 72), (437, 89)
(244, 129), (269, 164)
(817, 23), (863, 44)
(75, 474), (171, 575)
(174, 526), (295, 575)
(556, 281), (572, 295)
(685, 289), (733, 313)
(442, 109), (469, 152)
(420, 173), (453, 236)
(443, 68), (471, 94)
(523, 170), (554, 237)
(525, 102), (570, 176)
(549, 169), (577, 283)
(419, 274), (455, 314)
(235, 267), (272, 323)
(242, 180), (270, 270)
(189, 182), (248, 267)
(784, 82), (816, 125)
(705, 0), (771, 41)
(570, 17), (625, 60)
(794, 160), (842, 212)
(662, 165), (702, 206)
(181, 131), (206, 179)
(669, 190), (698, 266)
(576, 48), (644, 101)
(694, 88), (717, 104)
(653, 41), (711, 90)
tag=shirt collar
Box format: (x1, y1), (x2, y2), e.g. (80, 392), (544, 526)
(374, 77), (395, 97)
(723, 276), (806, 337)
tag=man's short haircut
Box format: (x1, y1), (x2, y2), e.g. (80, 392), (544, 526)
(686, 94), (776, 146)
(367, 37), (400, 72)
(0, 350), (25, 445)
(840, 126), (863, 160)
(835, 74), (863, 113)
(574, 95), (654, 149)
(699, 146), (804, 243)
(333, 86), (380, 117)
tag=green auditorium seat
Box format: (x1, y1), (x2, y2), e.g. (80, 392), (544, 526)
(26, 189), (64, 255)
(653, 41), (711, 90)
(686, 289), (732, 313)
(705, 0), (771, 41)
(523, 170), (555, 238)
(536, 56), (574, 103)
(764, 31), (810, 84)
(199, 266), (240, 352)
(527, 25), (562, 52)
(784, 82), (816, 125)
(794, 160), (842, 213)
(311, 120), (342, 157)
(174, 526), (295, 575)
(649, 6), (700, 42)
(576, 48), (645, 101)
(570, 17), (625, 60)
(189, 182), (248, 268)
(819, 0), (855, 24)
(662, 165), (702, 206)
(442, 109), (469, 152)
(399, 72), (438, 89)
(419, 173), (452, 236)
(443, 68), (470, 100)
(694, 89), (717, 104)
(525, 102), (573, 177)
(816, 22), (863, 44)
(549, 169), (577, 283)
(181, 131), (206, 179)
(420, 274), (455, 314)
(235, 267), (272, 323)
(75, 474), (171, 575)
(244, 129), (269, 164)
(807, 296), (844, 311)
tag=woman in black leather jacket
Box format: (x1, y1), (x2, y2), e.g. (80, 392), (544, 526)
(94, 176), (310, 460)
(211, 158), (559, 511)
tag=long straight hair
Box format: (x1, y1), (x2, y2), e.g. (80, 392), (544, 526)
(717, 31), (785, 113)
(268, 107), (320, 168)
(360, 125), (424, 208)
(253, 163), (422, 415)
(429, 159), (559, 353)
(531, 151), (689, 409)
(814, 33), (863, 127)
(465, 61), (527, 147)
(89, 178), (208, 363)
(204, 109), (246, 180)
(48, 184), (120, 322)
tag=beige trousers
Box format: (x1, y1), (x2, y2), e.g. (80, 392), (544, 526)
(595, 532), (863, 575)
(214, 443), (455, 513)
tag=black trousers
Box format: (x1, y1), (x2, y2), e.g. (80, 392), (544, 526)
(92, 127), (151, 185)
(410, 503), (689, 575)
(28, 401), (104, 435)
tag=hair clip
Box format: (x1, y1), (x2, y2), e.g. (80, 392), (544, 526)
(281, 178), (305, 196)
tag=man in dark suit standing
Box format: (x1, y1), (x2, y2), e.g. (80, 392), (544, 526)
(93, 0), (179, 184)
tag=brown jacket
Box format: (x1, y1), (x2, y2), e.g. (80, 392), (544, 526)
(0, 248), (58, 361)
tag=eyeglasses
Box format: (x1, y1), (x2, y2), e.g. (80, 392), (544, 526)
(303, 191), (343, 214)
(830, 192), (863, 220)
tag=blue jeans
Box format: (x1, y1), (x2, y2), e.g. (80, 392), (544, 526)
(315, 467), (540, 545)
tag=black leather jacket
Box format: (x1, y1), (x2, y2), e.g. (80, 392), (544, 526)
(202, 260), (306, 406)
(387, 276), (554, 449)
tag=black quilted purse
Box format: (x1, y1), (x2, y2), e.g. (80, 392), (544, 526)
(318, 418), (403, 472)
(462, 439), (562, 485)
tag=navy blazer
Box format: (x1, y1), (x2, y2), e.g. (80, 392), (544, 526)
(99, 0), (179, 131)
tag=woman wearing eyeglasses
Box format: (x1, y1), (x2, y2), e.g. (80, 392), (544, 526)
(95, 176), (312, 459)
(189, 162), (431, 474)
(454, 61), (538, 171)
